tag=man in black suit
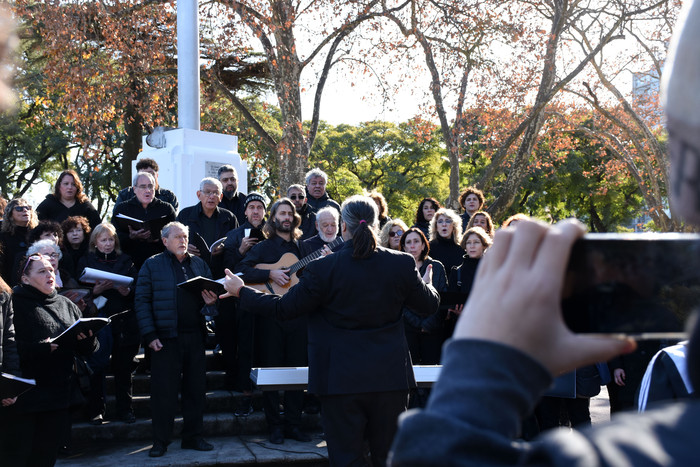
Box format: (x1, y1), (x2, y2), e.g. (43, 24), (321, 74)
(222, 195), (439, 466)
(300, 206), (342, 257)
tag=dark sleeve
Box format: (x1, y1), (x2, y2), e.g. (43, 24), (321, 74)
(112, 202), (131, 250)
(72, 303), (99, 356)
(233, 242), (271, 283)
(1, 295), (20, 374)
(390, 340), (552, 466)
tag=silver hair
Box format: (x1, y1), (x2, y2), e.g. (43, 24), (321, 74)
(27, 239), (62, 260)
(305, 168), (328, 185)
(132, 171), (156, 187)
(287, 184), (305, 195)
(199, 177), (223, 192)
(161, 221), (189, 239)
(316, 206), (339, 225)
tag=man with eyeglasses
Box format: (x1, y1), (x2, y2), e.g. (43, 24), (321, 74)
(177, 177), (238, 278)
(114, 158), (179, 214)
(217, 165), (247, 226)
(287, 184), (316, 241)
(112, 172), (176, 269)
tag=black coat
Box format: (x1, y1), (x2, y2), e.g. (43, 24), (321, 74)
(177, 203), (238, 277)
(238, 242), (440, 395)
(36, 194), (102, 229)
(218, 191), (247, 227)
(11, 285), (98, 413)
(429, 236), (464, 277)
(0, 227), (29, 285)
(0, 291), (19, 375)
(112, 197), (176, 268)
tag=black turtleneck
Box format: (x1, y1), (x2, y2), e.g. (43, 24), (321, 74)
(429, 236), (465, 275)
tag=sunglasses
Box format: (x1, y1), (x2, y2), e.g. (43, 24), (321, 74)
(389, 230), (404, 238)
(289, 194), (305, 200)
(22, 253), (48, 275)
(13, 205), (32, 212)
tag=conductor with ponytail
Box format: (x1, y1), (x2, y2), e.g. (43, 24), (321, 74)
(222, 195), (440, 467)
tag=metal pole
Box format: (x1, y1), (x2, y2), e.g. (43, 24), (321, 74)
(177, 0), (200, 130)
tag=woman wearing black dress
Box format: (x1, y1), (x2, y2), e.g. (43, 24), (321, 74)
(428, 208), (464, 275)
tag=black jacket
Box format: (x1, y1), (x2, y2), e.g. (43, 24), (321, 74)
(305, 189), (340, 214)
(12, 285), (98, 413)
(298, 203), (317, 241)
(36, 194), (102, 229)
(218, 192), (247, 227)
(0, 291), (19, 375)
(112, 197), (176, 268)
(238, 243), (440, 395)
(135, 250), (215, 345)
(177, 203), (238, 277)
(0, 227), (29, 285)
(114, 186), (179, 213)
(300, 234), (343, 257)
(234, 234), (300, 284)
(222, 220), (264, 271)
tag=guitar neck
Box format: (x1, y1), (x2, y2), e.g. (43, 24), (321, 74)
(288, 237), (344, 274)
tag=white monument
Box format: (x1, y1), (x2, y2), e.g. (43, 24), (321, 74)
(135, 0), (246, 210)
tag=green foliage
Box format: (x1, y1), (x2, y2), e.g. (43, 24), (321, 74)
(499, 131), (645, 231)
(310, 119), (449, 223)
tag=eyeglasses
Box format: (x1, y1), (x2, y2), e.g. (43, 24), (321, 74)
(202, 190), (221, 198)
(13, 205), (32, 212)
(437, 218), (453, 225)
(389, 230), (404, 238)
(289, 194), (305, 200)
(22, 253), (48, 275)
(136, 184), (154, 191)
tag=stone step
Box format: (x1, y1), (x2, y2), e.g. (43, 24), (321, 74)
(105, 370), (229, 394)
(69, 411), (322, 442)
(56, 433), (329, 467)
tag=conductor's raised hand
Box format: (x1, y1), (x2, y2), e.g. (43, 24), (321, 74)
(453, 218), (636, 376)
(421, 264), (433, 285)
(220, 268), (244, 299)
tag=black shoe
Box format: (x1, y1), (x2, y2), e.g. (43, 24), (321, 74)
(149, 442), (167, 458)
(118, 412), (136, 424)
(181, 437), (214, 451)
(234, 396), (253, 417)
(89, 414), (104, 425)
(269, 426), (284, 444)
(285, 426), (312, 442)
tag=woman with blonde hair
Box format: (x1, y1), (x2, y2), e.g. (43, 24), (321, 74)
(428, 208), (464, 274)
(77, 223), (138, 424)
(379, 219), (409, 251)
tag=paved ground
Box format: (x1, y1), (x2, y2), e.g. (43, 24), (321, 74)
(57, 433), (329, 467)
(56, 389), (614, 466)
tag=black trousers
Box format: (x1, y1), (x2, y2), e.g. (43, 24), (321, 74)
(319, 390), (408, 467)
(257, 315), (307, 428)
(150, 332), (206, 444)
(216, 300), (256, 392)
(536, 396), (591, 431)
(6, 407), (70, 467)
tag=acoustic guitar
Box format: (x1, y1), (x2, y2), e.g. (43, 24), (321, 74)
(248, 237), (344, 295)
